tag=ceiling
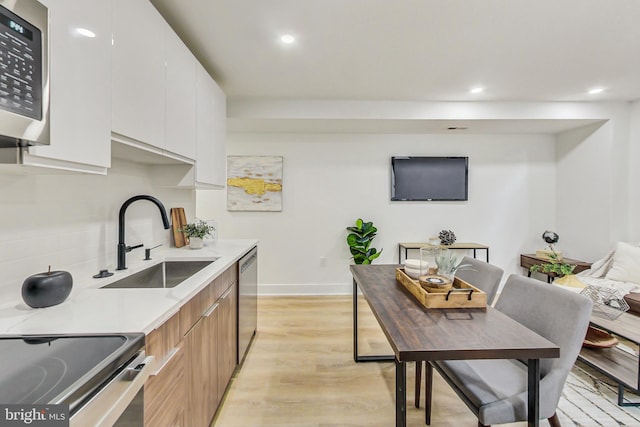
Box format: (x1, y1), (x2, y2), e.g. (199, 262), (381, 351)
(149, 0), (640, 133)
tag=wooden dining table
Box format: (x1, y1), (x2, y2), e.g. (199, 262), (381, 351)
(351, 264), (560, 427)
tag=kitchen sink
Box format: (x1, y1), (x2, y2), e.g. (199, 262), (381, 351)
(100, 260), (217, 289)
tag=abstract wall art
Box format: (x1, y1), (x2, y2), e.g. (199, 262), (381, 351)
(226, 156), (283, 211)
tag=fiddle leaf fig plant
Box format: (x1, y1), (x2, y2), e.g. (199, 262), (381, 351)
(529, 251), (576, 276)
(346, 218), (382, 264)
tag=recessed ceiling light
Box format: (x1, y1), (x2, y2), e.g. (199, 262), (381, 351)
(76, 28), (96, 38)
(470, 87), (484, 94)
(588, 88), (605, 95)
(280, 34), (295, 44)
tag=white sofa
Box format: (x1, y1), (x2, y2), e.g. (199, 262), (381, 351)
(555, 241), (640, 314)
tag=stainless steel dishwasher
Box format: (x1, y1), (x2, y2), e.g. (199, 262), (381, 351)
(238, 246), (258, 362)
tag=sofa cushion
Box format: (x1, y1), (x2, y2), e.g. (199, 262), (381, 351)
(606, 242), (640, 285)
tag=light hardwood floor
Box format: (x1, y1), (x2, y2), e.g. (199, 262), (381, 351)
(212, 296), (527, 427)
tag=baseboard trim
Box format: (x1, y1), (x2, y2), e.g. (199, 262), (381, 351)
(258, 282), (351, 296)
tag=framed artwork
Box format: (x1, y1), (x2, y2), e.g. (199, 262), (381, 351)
(227, 156), (283, 211)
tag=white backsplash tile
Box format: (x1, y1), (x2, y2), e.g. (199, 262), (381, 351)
(0, 159), (194, 305)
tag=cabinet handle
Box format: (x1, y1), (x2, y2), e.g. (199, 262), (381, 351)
(203, 302), (219, 317)
(220, 287), (233, 300)
(151, 346), (181, 376)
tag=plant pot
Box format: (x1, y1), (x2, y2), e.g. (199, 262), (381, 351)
(189, 237), (203, 249)
(419, 274), (453, 293)
(437, 271), (456, 282)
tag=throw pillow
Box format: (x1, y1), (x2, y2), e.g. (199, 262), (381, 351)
(606, 242), (640, 284)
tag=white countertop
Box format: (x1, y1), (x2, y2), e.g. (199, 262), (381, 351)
(0, 239), (258, 336)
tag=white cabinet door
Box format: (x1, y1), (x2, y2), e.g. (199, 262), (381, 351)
(26, 0), (111, 173)
(165, 28), (196, 160)
(209, 79), (227, 186)
(112, 0), (165, 149)
(196, 63), (226, 187)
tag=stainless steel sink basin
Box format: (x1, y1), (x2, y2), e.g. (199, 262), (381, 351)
(101, 260), (217, 289)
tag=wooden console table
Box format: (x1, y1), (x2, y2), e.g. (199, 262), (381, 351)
(398, 242), (489, 264)
(520, 254), (591, 283)
(578, 312), (640, 406)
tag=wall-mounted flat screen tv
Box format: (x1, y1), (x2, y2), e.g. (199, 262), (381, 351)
(391, 156), (468, 201)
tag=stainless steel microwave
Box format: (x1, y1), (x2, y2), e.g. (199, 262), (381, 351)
(0, 0), (49, 147)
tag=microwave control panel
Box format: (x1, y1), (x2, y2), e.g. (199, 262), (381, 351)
(0, 5), (42, 121)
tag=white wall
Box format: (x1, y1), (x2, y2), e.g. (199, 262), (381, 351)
(197, 132), (555, 294)
(0, 159), (194, 304)
(556, 102), (632, 261)
(629, 100), (640, 242)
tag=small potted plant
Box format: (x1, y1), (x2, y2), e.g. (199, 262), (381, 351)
(346, 218), (382, 264)
(180, 220), (216, 249)
(435, 250), (470, 281)
(529, 251), (576, 278)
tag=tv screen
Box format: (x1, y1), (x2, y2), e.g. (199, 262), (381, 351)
(391, 156), (468, 201)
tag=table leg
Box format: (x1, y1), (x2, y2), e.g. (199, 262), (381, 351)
(352, 279), (359, 362)
(415, 361), (422, 408)
(616, 383), (640, 406)
(352, 279), (394, 363)
(618, 384), (625, 406)
(486, 248), (489, 262)
(425, 362), (433, 425)
(527, 359), (540, 427)
(398, 245), (402, 264)
(396, 358), (406, 427)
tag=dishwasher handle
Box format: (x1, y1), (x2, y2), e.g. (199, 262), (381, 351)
(240, 249), (257, 273)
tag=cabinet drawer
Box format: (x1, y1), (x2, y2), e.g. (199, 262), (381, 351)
(146, 311), (180, 367)
(179, 290), (206, 337)
(179, 265), (237, 336)
(213, 264), (238, 301)
(144, 342), (185, 427)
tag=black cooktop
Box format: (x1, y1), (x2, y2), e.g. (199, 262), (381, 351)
(0, 333), (144, 413)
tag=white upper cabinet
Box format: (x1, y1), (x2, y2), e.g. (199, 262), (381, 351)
(165, 28), (197, 160)
(196, 63), (226, 187)
(208, 79), (227, 187)
(25, 0), (111, 173)
(112, 0), (165, 150)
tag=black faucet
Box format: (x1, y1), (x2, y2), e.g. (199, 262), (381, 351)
(117, 195), (171, 270)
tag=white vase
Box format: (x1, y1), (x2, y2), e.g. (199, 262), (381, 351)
(189, 237), (203, 249)
(203, 219), (218, 244)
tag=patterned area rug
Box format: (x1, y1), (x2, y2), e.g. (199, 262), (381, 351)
(557, 361), (640, 426)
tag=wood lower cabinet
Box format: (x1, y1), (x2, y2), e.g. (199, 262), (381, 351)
(184, 300), (219, 427)
(218, 284), (238, 397)
(144, 263), (239, 427)
(144, 341), (185, 427)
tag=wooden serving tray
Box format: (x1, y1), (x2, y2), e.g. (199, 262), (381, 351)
(395, 268), (487, 309)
